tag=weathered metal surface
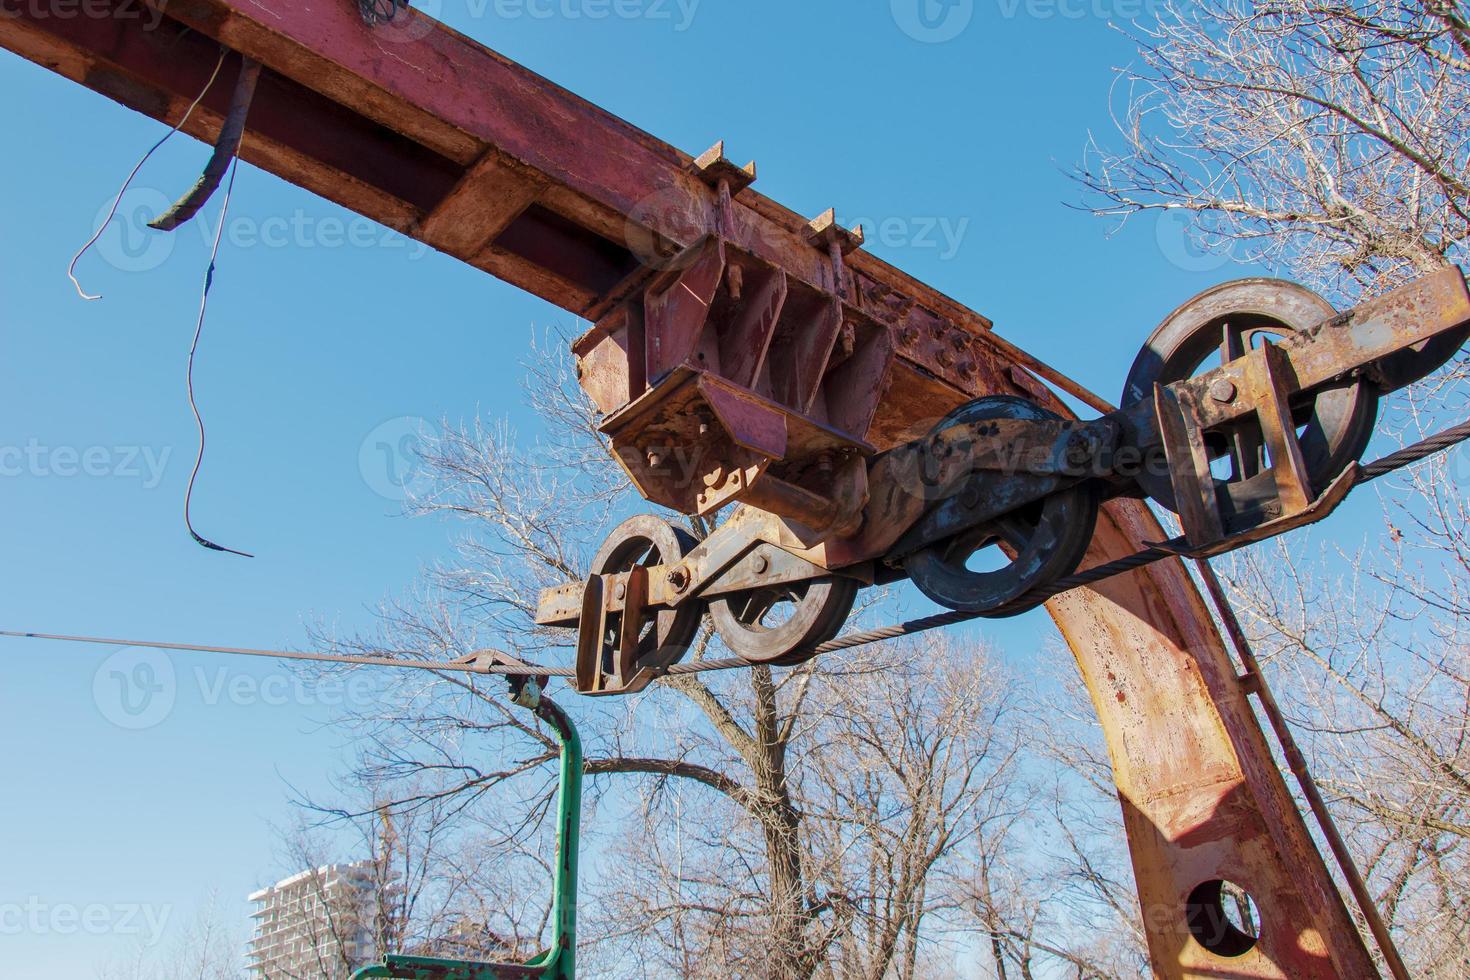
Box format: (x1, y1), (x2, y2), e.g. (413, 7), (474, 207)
(535, 531), (840, 628)
(1054, 502), (1379, 978)
(579, 224), (896, 525)
(899, 397), (1100, 615)
(0, 3), (1402, 975)
(1174, 269), (1470, 431)
(1120, 278), (1378, 520)
(573, 516), (700, 695)
(1144, 271), (1470, 547)
(707, 575), (858, 666)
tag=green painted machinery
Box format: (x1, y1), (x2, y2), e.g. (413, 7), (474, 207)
(352, 679), (581, 980)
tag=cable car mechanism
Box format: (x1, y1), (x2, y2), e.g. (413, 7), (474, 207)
(541, 268), (1470, 694)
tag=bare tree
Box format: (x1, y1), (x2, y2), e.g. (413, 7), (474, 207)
(955, 647), (1155, 980)
(1069, 2), (1470, 971)
(1077, 0), (1468, 303)
(271, 793), (521, 976)
(300, 341), (1042, 979)
(97, 893), (243, 980)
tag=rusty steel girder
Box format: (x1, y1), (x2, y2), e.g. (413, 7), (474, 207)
(0, 1), (1415, 975)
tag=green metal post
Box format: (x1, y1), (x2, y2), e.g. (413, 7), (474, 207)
(516, 680), (581, 980)
(350, 679), (582, 980)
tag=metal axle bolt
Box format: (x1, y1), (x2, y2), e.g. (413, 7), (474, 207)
(668, 566), (690, 593)
(1210, 379), (1238, 404)
(1065, 433), (1094, 468)
(752, 553), (770, 575)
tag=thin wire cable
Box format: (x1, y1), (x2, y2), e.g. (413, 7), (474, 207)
(1192, 560), (1412, 979)
(185, 159), (253, 558)
(67, 50), (228, 301)
(3, 416), (1468, 680)
(0, 631), (574, 678)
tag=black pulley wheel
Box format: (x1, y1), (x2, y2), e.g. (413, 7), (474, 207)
(591, 515), (701, 672)
(1122, 279), (1378, 519)
(902, 396), (1100, 617)
(708, 576), (858, 666)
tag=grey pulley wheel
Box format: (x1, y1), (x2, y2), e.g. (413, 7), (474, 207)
(902, 396), (1100, 617)
(1122, 279), (1378, 524)
(591, 515), (702, 672)
(708, 577), (858, 666)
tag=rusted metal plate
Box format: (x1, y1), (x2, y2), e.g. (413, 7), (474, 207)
(1051, 502), (1379, 978)
(1179, 269), (1470, 432)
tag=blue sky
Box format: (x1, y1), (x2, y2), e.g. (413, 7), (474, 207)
(0, 1), (1407, 975)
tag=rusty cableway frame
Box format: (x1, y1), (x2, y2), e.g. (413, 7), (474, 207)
(0, 3), (1393, 975)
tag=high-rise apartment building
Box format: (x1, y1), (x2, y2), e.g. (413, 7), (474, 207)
(247, 863), (377, 979)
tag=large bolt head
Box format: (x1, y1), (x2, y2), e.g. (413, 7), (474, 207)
(1064, 433), (1094, 467)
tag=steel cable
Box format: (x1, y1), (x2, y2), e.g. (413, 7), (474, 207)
(4, 418), (1468, 681)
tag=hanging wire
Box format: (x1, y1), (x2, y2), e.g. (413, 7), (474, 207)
(184, 159), (253, 558)
(67, 50), (228, 301)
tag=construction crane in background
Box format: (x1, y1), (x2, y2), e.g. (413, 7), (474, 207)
(4, 2), (1470, 977)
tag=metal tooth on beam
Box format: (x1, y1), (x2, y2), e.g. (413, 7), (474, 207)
(806, 208), (865, 254)
(692, 140), (758, 195)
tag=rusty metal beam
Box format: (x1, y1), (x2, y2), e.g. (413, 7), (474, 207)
(0, 3), (1382, 975)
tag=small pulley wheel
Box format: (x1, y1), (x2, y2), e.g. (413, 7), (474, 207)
(708, 577), (858, 666)
(1122, 279), (1378, 518)
(592, 515), (701, 672)
(902, 396), (1101, 617)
